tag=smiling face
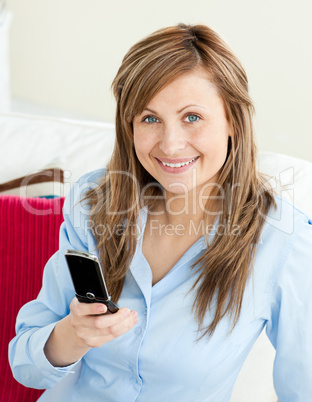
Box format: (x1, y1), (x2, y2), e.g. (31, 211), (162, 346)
(132, 67), (232, 198)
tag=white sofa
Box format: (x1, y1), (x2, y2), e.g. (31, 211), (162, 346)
(2, 112), (312, 401)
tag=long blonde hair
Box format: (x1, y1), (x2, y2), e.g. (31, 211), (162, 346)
(84, 23), (276, 337)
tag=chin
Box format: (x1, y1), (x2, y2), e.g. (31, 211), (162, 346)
(162, 182), (195, 195)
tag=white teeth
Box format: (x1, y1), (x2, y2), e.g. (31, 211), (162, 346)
(161, 157), (198, 168)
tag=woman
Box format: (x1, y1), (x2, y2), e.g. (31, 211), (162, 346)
(9, 23), (312, 401)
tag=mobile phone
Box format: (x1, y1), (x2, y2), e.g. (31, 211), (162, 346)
(64, 249), (119, 314)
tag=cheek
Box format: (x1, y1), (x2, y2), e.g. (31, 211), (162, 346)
(198, 131), (229, 157)
(133, 136), (152, 170)
(133, 130), (144, 154)
(134, 131), (155, 158)
(214, 137), (230, 162)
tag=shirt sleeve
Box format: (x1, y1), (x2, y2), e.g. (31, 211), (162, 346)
(8, 169), (105, 389)
(265, 213), (312, 401)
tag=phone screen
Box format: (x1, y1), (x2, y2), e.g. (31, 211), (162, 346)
(66, 254), (109, 300)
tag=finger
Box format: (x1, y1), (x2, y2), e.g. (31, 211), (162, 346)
(93, 307), (134, 328)
(89, 310), (139, 344)
(105, 310), (139, 337)
(70, 298), (108, 316)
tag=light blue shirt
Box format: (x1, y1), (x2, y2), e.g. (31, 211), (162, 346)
(9, 169), (312, 401)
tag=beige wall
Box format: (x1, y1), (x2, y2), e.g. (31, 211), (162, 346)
(6, 0), (312, 161)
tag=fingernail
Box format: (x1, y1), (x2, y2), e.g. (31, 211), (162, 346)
(124, 309), (131, 317)
(131, 310), (138, 318)
(97, 305), (105, 313)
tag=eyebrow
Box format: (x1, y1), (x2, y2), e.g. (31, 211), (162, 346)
(142, 104), (207, 115)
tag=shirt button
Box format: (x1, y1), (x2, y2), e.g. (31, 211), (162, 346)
(134, 326), (142, 335)
(142, 307), (148, 315)
(130, 377), (138, 384)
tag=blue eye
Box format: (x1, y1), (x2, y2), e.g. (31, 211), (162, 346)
(143, 116), (159, 124)
(185, 114), (200, 123)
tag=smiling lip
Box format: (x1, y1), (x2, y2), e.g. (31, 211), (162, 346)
(155, 156), (200, 174)
(156, 157), (199, 164)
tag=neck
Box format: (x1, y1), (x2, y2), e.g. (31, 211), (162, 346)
(149, 186), (220, 230)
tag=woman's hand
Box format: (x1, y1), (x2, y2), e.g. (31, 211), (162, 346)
(69, 297), (139, 348)
(44, 298), (138, 367)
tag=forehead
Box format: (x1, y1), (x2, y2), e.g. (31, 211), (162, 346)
(142, 68), (223, 111)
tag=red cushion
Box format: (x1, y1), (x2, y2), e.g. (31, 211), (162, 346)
(0, 195), (65, 401)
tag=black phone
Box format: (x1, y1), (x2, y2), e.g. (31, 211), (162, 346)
(64, 249), (119, 314)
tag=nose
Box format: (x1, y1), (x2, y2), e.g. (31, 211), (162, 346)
(158, 125), (186, 156)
